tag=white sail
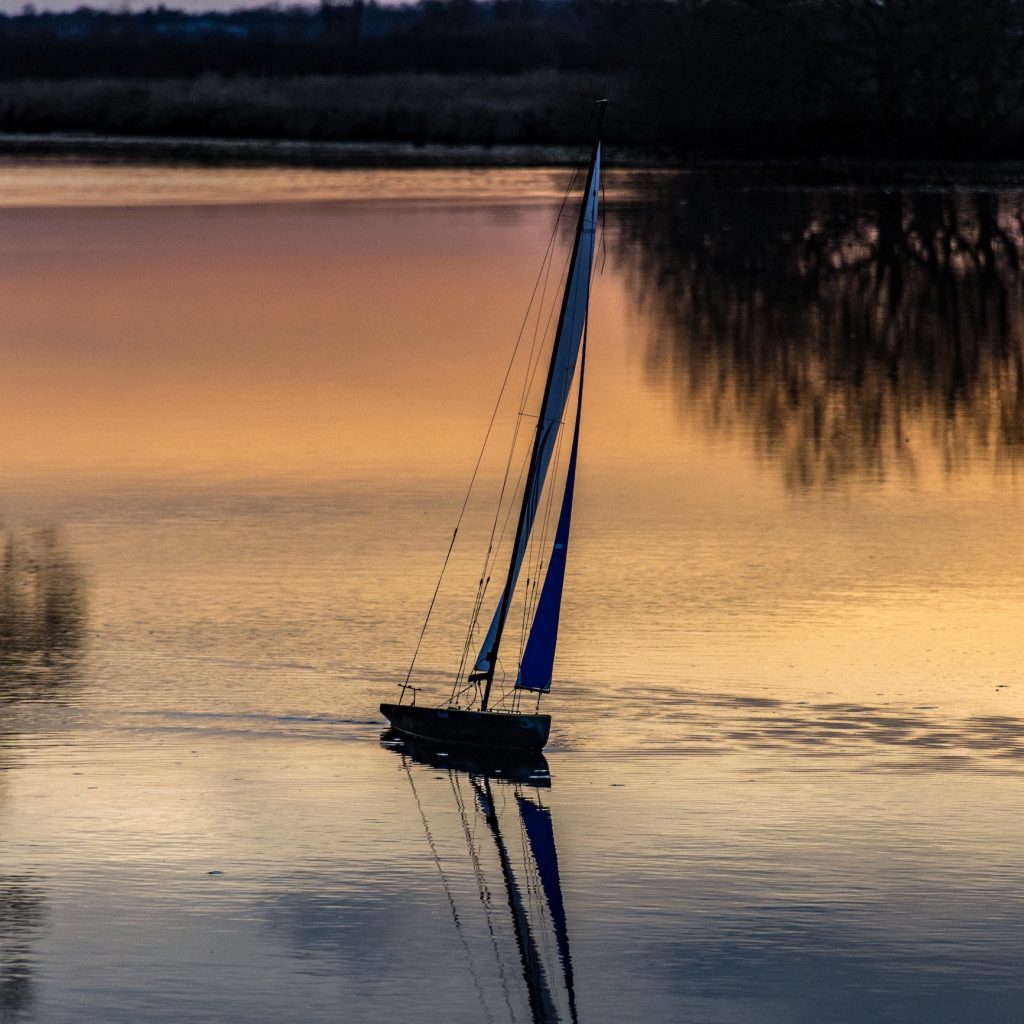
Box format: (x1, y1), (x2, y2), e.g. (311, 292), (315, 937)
(473, 145), (601, 677)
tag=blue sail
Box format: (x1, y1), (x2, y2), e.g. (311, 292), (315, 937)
(516, 339), (585, 694)
(472, 145), (600, 677)
(517, 794), (578, 1024)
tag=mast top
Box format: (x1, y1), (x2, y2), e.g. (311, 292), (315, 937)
(595, 99), (609, 138)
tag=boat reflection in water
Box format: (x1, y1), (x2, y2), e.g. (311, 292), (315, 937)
(381, 733), (578, 1024)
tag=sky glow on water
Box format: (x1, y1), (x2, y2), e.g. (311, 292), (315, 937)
(2, 163), (1023, 1022)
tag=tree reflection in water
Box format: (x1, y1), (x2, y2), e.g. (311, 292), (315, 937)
(617, 173), (1024, 488)
(0, 529), (81, 1022)
(0, 877), (46, 1024)
(1, 526), (86, 698)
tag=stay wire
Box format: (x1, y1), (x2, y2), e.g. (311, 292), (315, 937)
(402, 759), (495, 1024)
(517, 188), (601, 693)
(406, 150), (586, 699)
(461, 203), (577, 690)
(452, 170), (588, 700)
(449, 772), (518, 1021)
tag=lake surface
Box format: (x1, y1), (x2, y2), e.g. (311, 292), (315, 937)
(2, 160), (1023, 1023)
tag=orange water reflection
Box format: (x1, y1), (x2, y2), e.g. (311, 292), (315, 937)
(0, 166), (1021, 759)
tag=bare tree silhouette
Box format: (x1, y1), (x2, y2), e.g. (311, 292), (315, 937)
(614, 174), (1024, 487)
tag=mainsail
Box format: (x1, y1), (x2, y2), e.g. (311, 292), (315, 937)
(473, 143), (601, 684)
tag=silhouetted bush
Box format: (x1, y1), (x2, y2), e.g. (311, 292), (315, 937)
(0, 72), (608, 145)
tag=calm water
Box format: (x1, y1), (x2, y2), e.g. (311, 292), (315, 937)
(2, 161), (1023, 1023)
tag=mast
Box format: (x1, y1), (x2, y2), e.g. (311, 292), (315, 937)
(478, 101), (607, 711)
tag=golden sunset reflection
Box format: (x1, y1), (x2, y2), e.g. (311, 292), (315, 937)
(0, 161), (641, 208)
(2, 169), (1022, 750)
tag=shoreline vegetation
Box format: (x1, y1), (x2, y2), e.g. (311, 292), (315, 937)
(0, 72), (628, 167)
(4, 1), (1024, 162)
(0, 131), (589, 168)
(11, 133), (1024, 181)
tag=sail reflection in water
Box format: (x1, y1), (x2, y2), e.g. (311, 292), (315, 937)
(383, 736), (577, 1024)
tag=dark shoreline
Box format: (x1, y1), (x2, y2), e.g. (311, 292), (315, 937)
(7, 133), (1024, 191)
(0, 132), (593, 168)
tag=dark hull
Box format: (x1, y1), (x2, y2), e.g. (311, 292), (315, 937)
(380, 703), (551, 751)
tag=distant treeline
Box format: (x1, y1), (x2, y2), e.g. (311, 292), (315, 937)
(0, 1), (605, 77)
(3, 0), (1024, 158)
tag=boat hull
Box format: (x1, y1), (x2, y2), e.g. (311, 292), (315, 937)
(380, 703), (551, 751)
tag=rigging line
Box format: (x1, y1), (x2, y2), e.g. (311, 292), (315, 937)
(515, 194), (565, 426)
(471, 227), (575, 630)
(522, 292), (584, 660)
(517, 572), (534, 668)
(516, 212), (572, 431)
(470, 153), (584, 611)
(458, 145), (592, 682)
(524, 368), (568, 596)
(454, 559), (495, 700)
(480, 159), (583, 560)
(521, 472), (556, 665)
(527, 227), (559, 392)
(518, 161), (601, 689)
(402, 758), (496, 1024)
(490, 656), (509, 707)
(449, 676), (475, 707)
(520, 408), (568, 666)
(474, 775), (559, 1024)
(449, 772), (519, 1023)
(457, 421), (535, 682)
(522, 365), (573, 651)
(403, 526), (458, 690)
(600, 161), (608, 274)
(516, 140), (590, 427)
(504, 253), (576, 669)
(456, 418), (531, 688)
(522, 283), (593, 682)
(519, 820), (556, 965)
(405, 154), (587, 693)
(521, 247), (574, 429)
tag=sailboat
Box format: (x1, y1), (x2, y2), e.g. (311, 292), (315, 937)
(381, 102), (605, 752)
(384, 735), (578, 1023)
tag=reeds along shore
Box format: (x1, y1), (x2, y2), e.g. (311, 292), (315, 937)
(3, 0), (1024, 158)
